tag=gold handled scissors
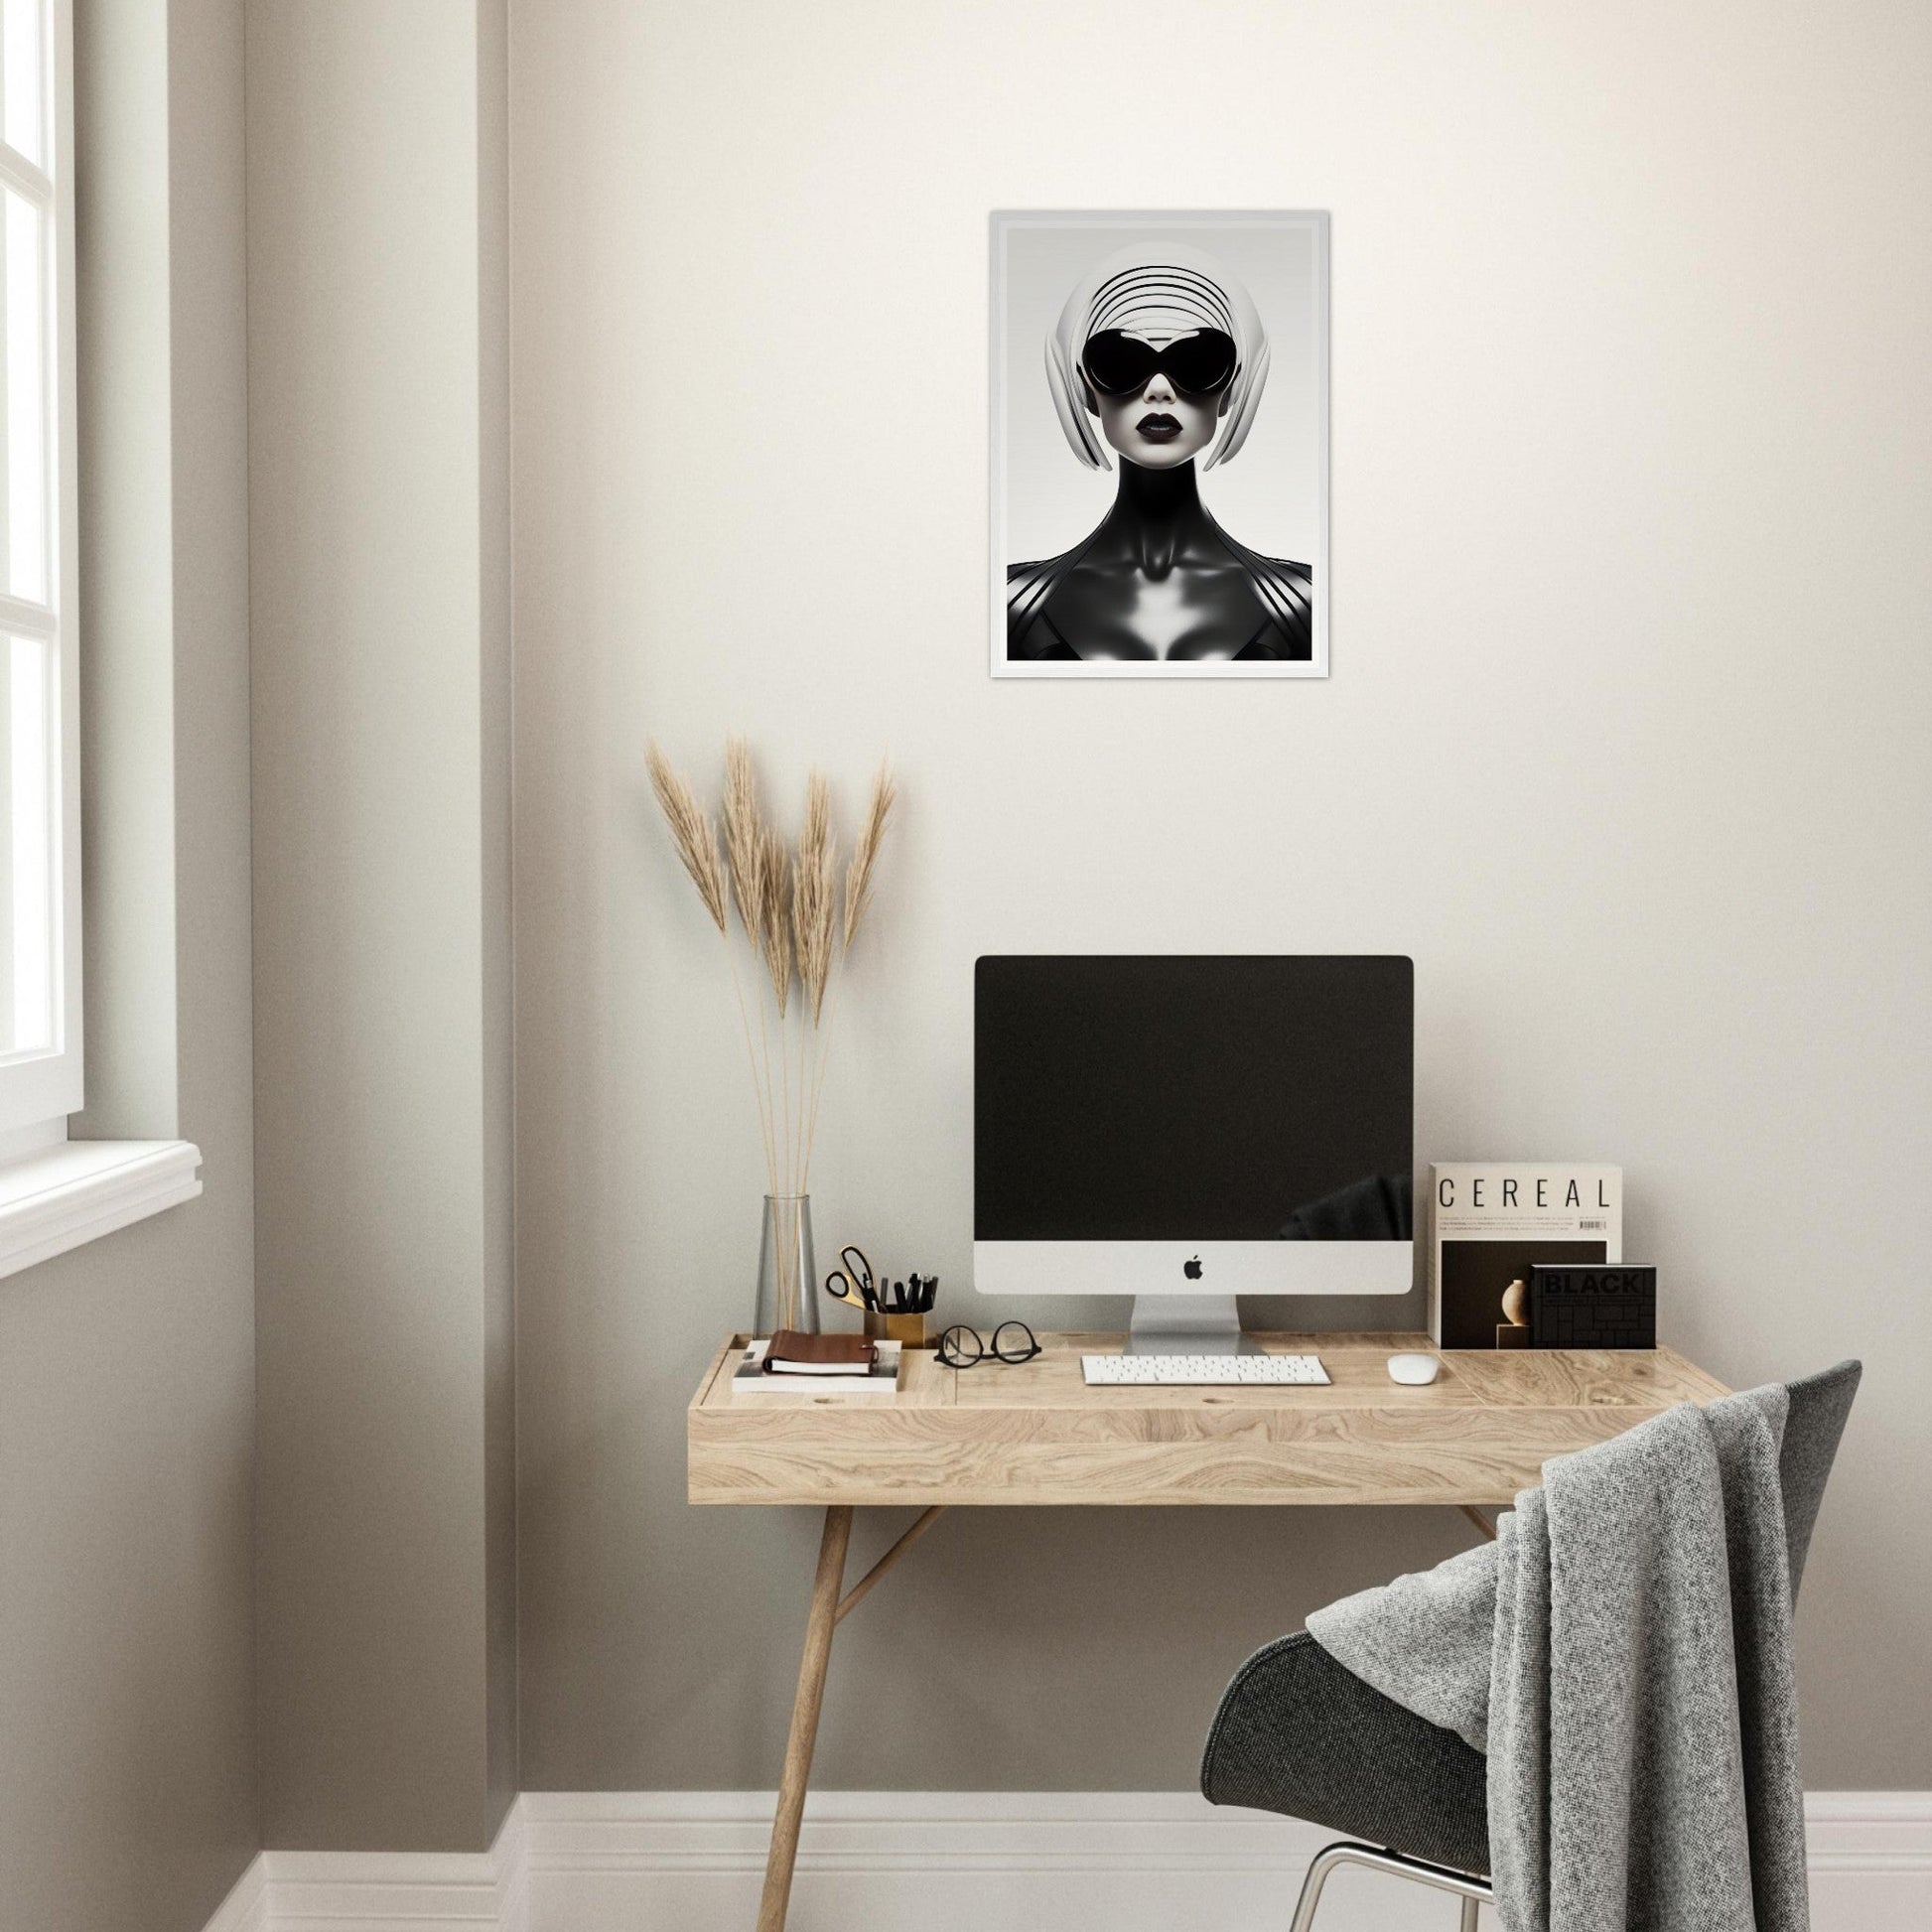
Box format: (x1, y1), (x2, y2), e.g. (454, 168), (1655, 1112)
(824, 1244), (878, 1312)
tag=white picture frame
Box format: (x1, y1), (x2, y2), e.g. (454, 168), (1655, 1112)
(990, 209), (1329, 679)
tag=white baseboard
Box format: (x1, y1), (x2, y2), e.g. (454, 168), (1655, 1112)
(207, 1810), (527, 1932)
(203, 1790), (1932, 1932)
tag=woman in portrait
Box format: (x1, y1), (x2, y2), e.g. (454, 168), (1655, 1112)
(1007, 242), (1312, 663)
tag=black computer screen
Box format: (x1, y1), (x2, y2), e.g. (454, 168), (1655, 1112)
(974, 956), (1414, 1242)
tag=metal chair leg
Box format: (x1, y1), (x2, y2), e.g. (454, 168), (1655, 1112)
(1288, 1841), (1493, 1932)
(1286, 1844), (1351, 1932)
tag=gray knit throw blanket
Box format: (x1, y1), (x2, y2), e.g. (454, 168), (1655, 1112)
(1307, 1387), (1809, 1932)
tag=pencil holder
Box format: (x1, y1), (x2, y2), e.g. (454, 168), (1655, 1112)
(866, 1309), (928, 1348)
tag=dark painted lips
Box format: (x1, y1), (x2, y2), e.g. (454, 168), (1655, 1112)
(1136, 413), (1182, 441)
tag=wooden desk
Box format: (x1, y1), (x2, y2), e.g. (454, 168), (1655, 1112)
(687, 1331), (1728, 1930)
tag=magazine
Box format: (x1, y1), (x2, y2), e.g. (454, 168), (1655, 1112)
(1428, 1164), (1621, 1349)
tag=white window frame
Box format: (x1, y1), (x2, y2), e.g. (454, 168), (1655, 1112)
(0, 0), (201, 1277)
(0, 0), (79, 1144)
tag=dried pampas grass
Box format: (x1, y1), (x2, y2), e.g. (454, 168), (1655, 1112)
(645, 738), (897, 1206)
(758, 826), (793, 1018)
(843, 761), (897, 948)
(722, 738), (765, 940)
(644, 742), (727, 935)
(792, 773), (837, 1025)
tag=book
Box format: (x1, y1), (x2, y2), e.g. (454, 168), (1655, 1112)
(764, 1329), (877, 1375)
(1529, 1262), (1656, 1349)
(1428, 1164), (1621, 1349)
(730, 1337), (902, 1397)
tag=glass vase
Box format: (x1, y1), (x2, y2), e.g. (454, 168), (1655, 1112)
(754, 1193), (818, 1338)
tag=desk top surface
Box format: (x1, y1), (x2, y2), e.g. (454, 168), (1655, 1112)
(687, 1331), (1729, 1508)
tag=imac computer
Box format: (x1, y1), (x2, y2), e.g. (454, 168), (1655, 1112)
(973, 955), (1414, 1354)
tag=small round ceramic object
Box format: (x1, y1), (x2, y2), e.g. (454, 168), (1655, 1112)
(1387, 1351), (1443, 1386)
(1500, 1278), (1529, 1327)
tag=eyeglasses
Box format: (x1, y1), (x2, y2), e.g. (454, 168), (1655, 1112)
(936, 1321), (1041, 1368)
(1081, 328), (1237, 399)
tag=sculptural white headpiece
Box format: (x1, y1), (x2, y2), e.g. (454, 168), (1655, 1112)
(1044, 241), (1270, 473)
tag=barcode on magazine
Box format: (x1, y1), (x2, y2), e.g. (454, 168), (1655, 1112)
(1580, 1218), (1608, 1230)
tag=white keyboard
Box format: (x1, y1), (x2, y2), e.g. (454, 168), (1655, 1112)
(1081, 1353), (1329, 1386)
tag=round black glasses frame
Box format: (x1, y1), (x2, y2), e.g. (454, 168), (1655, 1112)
(936, 1321), (1040, 1368)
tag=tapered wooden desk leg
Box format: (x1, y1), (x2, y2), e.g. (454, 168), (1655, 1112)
(757, 1504), (853, 1932)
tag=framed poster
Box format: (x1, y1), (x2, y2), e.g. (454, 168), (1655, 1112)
(991, 209), (1328, 678)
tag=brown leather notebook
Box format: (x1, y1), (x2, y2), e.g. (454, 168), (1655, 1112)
(764, 1329), (877, 1375)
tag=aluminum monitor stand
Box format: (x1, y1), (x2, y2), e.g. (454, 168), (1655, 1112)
(1124, 1293), (1259, 1356)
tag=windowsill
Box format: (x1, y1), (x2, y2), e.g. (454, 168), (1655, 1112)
(0, 1140), (203, 1282)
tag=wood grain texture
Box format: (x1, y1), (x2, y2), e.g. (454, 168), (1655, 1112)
(688, 1332), (1730, 1508)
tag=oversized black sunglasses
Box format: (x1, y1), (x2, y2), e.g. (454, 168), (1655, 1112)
(936, 1321), (1041, 1368)
(1081, 328), (1237, 399)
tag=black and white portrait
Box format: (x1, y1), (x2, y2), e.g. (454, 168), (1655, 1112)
(991, 211), (1328, 678)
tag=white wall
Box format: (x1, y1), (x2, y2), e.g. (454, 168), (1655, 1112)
(4, 1), (260, 1927)
(511, 0), (1932, 1793)
(248, 0), (515, 1854)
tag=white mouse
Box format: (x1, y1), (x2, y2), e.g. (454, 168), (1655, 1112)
(1387, 1352), (1442, 1386)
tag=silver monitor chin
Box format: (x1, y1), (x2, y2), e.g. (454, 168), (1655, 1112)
(971, 1240), (1414, 1352)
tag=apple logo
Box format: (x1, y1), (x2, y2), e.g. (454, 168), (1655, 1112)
(1183, 1255), (1203, 1280)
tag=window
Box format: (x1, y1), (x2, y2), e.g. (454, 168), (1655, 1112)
(0, 0), (76, 1147)
(0, 0), (200, 1273)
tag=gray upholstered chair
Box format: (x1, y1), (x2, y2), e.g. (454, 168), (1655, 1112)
(1200, 1361), (1862, 1930)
